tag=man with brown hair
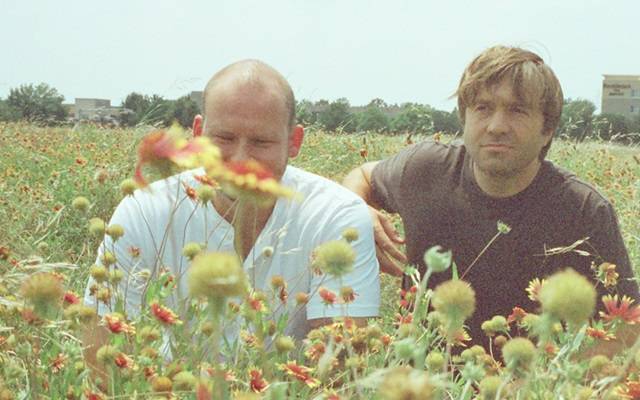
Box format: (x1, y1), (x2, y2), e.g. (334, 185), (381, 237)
(343, 45), (639, 347)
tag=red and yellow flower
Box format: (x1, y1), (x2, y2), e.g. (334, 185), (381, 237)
(278, 361), (320, 388)
(150, 302), (182, 325)
(600, 295), (640, 324)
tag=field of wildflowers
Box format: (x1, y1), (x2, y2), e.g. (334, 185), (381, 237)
(0, 122), (639, 399)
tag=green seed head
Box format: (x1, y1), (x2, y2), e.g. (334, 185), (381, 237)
(120, 178), (138, 196)
(72, 196), (90, 212)
(539, 269), (596, 325)
(479, 376), (503, 400)
(106, 224), (125, 241)
(314, 240), (356, 277)
(342, 227), (359, 243)
(432, 279), (476, 329)
(423, 245), (452, 273)
(502, 337), (536, 371)
(187, 252), (247, 299)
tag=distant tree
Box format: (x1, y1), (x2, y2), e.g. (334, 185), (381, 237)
(593, 113), (630, 142)
(367, 98), (388, 108)
(163, 95), (200, 128)
(7, 83), (67, 123)
(120, 93), (169, 126)
(356, 102), (390, 132)
(295, 99), (317, 126)
(431, 108), (462, 135)
(559, 99), (596, 141)
(318, 98), (354, 132)
(0, 99), (16, 121)
(391, 104), (433, 134)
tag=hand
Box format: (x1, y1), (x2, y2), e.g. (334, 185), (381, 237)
(370, 207), (407, 276)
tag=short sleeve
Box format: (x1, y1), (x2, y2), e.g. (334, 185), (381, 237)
(306, 199), (380, 320)
(370, 144), (420, 213)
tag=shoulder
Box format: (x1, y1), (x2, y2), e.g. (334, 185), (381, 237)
(545, 162), (615, 217)
(283, 166), (367, 209)
(376, 139), (465, 175)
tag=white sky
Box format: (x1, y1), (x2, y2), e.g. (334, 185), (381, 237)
(0, 0), (637, 112)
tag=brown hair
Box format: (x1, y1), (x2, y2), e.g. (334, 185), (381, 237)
(455, 46), (563, 159)
(203, 59), (296, 130)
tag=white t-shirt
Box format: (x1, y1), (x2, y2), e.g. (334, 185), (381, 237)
(84, 165), (380, 340)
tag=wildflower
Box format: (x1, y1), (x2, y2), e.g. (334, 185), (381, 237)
(210, 158), (296, 204)
(173, 371), (197, 391)
(313, 240), (356, 277)
(128, 246), (141, 258)
(63, 291), (80, 305)
(71, 196), (90, 212)
(183, 183), (198, 200)
(187, 252), (247, 299)
(600, 295), (640, 324)
(377, 366), (436, 400)
(100, 252), (116, 267)
(275, 336), (296, 354)
(319, 287), (337, 306)
(586, 326), (616, 341)
(278, 361), (320, 388)
(502, 337), (536, 371)
(271, 275), (285, 289)
(597, 262), (619, 288)
(88, 217), (106, 236)
(150, 302), (182, 325)
(432, 279), (476, 333)
(196, 184), (215, 204)
(425, 352), (445, 371)
(151, 376), (173, 394)
(103, 313), (135, 335)
(481, 315), (509, 337)
(262, 246), (274, 258)
(295, 292), (309, 305)
(340, 286), (357, 303)
(588, 354), (610, 374)
(139, 326), (161, 342)
(423, 245), (452, 273)
(539, 269), (596, 325)
(96, 345), (118, 364)
(134, 128), (219, 187)
(526, 278), (545, 302)
(51, 353), (68, 373)
(249, 369), (269, 393)
(106, 224), (124, 241)
(182, 242), (203, 260)
(342, 227), (359, 243)
(478, 376), (503, 400)
(109, 269), (124, 284)
(96, 288), (111, 304)
(114, 353), (134, 369)
(120, 178), (138, 196)
(20, 272), (64, 316)
(507, 306), (527, 325)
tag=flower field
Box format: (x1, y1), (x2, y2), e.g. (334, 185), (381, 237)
(1, 122), (640, 399)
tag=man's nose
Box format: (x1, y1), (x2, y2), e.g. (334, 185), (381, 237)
(486, 109), (509, 135)
(227, 142), (250, 163)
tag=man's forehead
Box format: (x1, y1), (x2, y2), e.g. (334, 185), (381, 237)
(474, 81), (537, 107)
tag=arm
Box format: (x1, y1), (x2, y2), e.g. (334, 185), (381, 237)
(343, 162), (407, 276)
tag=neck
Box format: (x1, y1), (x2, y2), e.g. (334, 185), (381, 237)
(213, 192), (276, 261)
(472, 160), (542, 198)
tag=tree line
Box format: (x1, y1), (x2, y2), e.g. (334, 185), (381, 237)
(1, 83), (639, 143)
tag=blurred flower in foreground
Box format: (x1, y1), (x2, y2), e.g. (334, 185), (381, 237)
(377, 366), (436, 400)
(278, 361), (320, 388)
(600, 295), (640, 324)
(187, 252), (247, 299)
(150, 302), (182, 325)
(539, 269), (595, 325)
(209, 159), (297, 205)
(134, 125), (221, 187)
(20, 272), (64, 317)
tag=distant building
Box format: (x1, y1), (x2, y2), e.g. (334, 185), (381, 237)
(74, 98), (123, 123)
(601, 75), (640, 120)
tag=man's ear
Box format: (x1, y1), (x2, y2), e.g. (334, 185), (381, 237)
(192, 114), (203, 137)
(288, 124), (304, 158)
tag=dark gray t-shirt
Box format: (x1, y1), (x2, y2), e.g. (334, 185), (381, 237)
(372, 140), (638, 345)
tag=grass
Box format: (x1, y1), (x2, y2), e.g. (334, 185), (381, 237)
(1, 122), (640, 399)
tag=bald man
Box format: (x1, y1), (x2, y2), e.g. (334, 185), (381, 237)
(82, 61), (380, 373)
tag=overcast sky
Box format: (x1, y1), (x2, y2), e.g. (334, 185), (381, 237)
(1, 0), (637, 112)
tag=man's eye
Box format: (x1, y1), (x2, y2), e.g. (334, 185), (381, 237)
(252, 140), (270, 146)
(215, 136), (233, 142)
(511, 106), (528, 115)
(474, 104), (489, 112)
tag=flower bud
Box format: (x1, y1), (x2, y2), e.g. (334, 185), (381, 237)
(151, 376), (173, 393)
(539, 269), (596, 326)
(423, 245), (452, 273)
(72, 196), (90, 212)
(502, 337), (536, 371)
(275, 336), (295, 354)
(173, 371), (197, 391)
(342, 227), (359, 243)
(120, 178), (138, 196)
(88, 218), (106, 236)
(196, 185), (215, 204)
(187, 252), (247, 299)
(425, 351), (445, 371)
(479, 376), (502, 400)
(182, 242), (203, 260)
(314, 240), (356, 277)
(106, 224), (125, 241)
